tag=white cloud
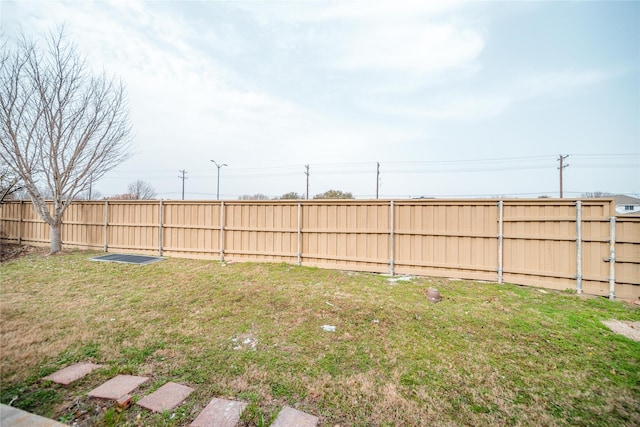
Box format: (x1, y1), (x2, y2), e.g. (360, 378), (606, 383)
(336, 22), (484, 75)
(232, 0), (483, 79)
(364, 68), (619, 121)
(240, 0), (465, 24)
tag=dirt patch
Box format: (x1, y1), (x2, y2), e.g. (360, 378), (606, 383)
(602, 320), (640, 342)
(0, 243), (40, 262)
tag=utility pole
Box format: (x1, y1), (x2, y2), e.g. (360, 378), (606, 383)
(88, 173), (93, 200)
(210, 160), (227, 200)
(178, 169), (188, 200)
(376, 162), (380, 199)
(305, 164), (310, 199)
(557, 154), (569, 198)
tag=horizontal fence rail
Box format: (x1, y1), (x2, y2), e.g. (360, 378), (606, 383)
(1, 198), (638, 300)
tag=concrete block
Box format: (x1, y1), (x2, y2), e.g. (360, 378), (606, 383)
(270, 406), (318, 427)
(189, 398), (247, 427)
(137, 382), (194, 412)
(88, 375), (149, 400)
(42, 362), (102, 385)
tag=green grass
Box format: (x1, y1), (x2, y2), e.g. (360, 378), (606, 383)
(1, 248), (639, 426)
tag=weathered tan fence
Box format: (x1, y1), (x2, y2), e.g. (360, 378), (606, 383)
(1, 198), (638, 300)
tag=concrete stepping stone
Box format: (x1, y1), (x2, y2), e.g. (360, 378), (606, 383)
(189, 398), (247, 427)
(137, 382), (194, 412)
(270, 406), (318, 427)
(1, 404), (67, 427)
(42, 362), (102, 385)
(88, 375), (149, 400)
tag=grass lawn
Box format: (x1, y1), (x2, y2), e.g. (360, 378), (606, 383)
(1, 248), (639, 426)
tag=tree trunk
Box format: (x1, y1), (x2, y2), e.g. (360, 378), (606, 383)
(50, 221), (62, 254)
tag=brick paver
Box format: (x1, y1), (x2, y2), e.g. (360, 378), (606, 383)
(137, 382), (194, 412)
(270, 406), (318, 427)
(189, 398), (247, 427)
(43, 362), (102, 385)
(88, 375), (149, 400)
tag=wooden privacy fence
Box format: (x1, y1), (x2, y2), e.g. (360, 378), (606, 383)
(1, 198), (638, 300)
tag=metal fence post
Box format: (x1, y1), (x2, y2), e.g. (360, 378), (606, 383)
(390, 200), (395, 276)
(103, 200), (109, 252)
(575, 201), (582, 294)
(158, 200), (163, 256)
(297, 202), (302, 266)
(609, 216), (616, 300)
(220, 201), (225, 262)
(497, 200), (504, 284)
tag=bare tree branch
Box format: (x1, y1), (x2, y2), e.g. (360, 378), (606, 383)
(0, 163), (22, 204)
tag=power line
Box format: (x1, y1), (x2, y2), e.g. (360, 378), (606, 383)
(103, 153), (636, 178)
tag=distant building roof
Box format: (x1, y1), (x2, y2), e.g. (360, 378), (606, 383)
(614, 195), (640, 205)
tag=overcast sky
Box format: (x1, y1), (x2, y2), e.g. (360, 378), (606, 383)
(2, 1), (638, 199)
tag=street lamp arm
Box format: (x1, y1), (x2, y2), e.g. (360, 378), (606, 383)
(210, 160), (228, 169)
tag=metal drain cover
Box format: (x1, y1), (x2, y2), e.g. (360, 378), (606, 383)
(90, 254), (164, 265)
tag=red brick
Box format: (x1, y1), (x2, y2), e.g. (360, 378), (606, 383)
(116, 394), (133, 410)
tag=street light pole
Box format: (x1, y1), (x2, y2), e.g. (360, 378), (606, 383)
(210, 160), (228, 200)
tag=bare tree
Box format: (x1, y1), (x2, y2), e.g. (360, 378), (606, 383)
(74, 189), (102, 200)
(581, 191), (614, 198)
(109, 193), (136, 200)
(238, 193), (270, 200)
(127, 180), (156, 199)
(0, 28), (132, 253)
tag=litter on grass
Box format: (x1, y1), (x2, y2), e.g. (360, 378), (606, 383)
(231, 333), (258, 350)
(321, 325), (336, 332)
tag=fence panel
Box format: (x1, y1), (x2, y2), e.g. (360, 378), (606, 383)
(0, 201), (22, 243)
(502, 201), (579, 290)
(224, 202), (299, 263)
(106, 201), (159, 253)
(62, 202), (107, 249)
(162, 201), (220, 258)
(17, 201), (51, 245)
(580, 201), (615, 296)
(615, 217), (640, 300)
(394, 201), (498, 280)
(301, 201), (390, 272)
